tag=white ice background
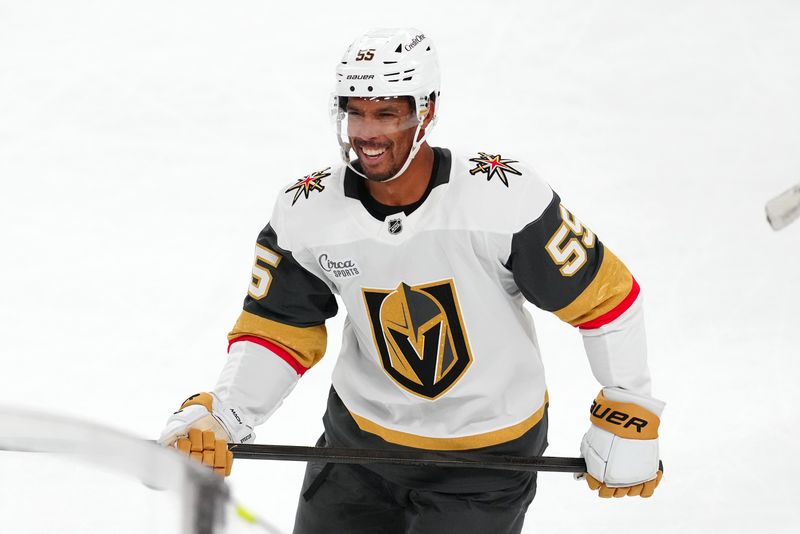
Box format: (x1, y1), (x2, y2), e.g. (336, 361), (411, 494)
(1, 0), (799, 532)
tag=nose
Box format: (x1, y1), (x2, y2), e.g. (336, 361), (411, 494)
(347, 116), (386, 140)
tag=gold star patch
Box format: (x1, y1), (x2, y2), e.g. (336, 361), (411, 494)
(285, 168), (331, 205)
(468, 152), (522, 187)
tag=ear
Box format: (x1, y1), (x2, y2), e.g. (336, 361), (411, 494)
(416, 98), (436, 141)
(422, 98), (436, 129)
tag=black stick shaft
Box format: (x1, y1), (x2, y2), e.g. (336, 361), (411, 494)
(228, 443), (588, 473)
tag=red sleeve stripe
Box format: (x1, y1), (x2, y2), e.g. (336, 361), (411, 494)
(228, 335), (308, 376)
(576, 277), (640, 330)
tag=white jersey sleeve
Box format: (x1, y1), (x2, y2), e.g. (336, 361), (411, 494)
(499, 174), (652, 395)
(212, 181), (340, 422)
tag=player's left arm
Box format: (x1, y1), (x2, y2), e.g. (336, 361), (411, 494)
(505, 187), (664, 498)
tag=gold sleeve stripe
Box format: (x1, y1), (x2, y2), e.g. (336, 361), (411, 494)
(576, 277), (640, 329)
(590, 391), (660, 440)
(553, 248), (633, 327)
(227, 311), (327, 373)
(349, 393), (548, 451)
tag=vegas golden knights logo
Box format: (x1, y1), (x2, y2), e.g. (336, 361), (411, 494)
(363, 279), (473, 400)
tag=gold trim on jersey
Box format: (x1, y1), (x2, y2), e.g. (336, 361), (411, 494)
(553, 248), (633, 326)
(228, 310), (327, 369)
(348, 392), (549, 451)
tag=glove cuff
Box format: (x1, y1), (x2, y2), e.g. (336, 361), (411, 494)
(590, 388), (662, 440)
(603, 387), (665, 416)
(180, 392), (215, 412)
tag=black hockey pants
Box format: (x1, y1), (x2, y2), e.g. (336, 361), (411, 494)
(292, 446), (537, 534)
(292, 388), (548, 534)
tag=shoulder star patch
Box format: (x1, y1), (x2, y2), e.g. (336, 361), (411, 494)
(468, 152), (522, 187)
(285, 168), (331, 205)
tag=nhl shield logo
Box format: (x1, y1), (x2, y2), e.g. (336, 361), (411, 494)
(362, 279), (473, 400)
(387, 218), (403, 235)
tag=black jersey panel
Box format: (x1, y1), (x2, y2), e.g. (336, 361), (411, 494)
(242, 223), (338, 327)
(505, 193), (605, 312)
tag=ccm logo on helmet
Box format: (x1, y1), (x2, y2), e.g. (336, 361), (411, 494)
(405, 34), (426, 51)
(590, 400), (649, 433)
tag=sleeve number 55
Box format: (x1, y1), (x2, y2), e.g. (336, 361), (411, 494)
(248, 244), (282, 300)
(545, 204), (596, 277)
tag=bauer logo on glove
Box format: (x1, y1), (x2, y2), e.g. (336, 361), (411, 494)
(589, 396), (659, 440)
(579, 387), (665, 498)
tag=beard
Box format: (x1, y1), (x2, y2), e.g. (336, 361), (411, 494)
(355, 142), (413, 182)
(362, 165), (401, 182)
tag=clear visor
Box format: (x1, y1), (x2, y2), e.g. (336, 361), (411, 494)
(330, 95), (423, 154)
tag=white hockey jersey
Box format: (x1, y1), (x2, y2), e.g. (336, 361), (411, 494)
(223, 148), (650, 451)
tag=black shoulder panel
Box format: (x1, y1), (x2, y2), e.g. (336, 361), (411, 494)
(505, 193), (604, 312)
(243, 223), (338, 327)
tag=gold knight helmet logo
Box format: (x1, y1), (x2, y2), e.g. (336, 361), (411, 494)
(363, 279), (473, 400)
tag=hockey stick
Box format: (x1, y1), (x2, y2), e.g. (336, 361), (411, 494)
(766, 183), (800, 230)
(229, 443), (664, 474)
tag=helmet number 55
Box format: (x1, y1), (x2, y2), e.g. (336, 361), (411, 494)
(355, 49), (376, 61)
(248, 244), (282, 300)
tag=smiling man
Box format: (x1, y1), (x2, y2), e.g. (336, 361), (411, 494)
(346, 97), (430, 179)
(159, 28), (665, 533)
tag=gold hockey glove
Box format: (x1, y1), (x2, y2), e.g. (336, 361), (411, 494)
(158, 392), (254, 477)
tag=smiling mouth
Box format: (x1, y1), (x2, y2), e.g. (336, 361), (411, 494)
(358, 145), (389, 164)
(363, 147), (385, 157)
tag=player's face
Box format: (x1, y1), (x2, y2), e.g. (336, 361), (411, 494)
(345, 97), (419, 182)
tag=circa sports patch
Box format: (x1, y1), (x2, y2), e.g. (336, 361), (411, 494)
(468, 152), (523, 187)
(285, 168), (332, 205)
(317, 253), (361, 279)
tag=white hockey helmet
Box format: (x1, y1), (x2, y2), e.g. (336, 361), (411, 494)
(331, 28), (441, 181)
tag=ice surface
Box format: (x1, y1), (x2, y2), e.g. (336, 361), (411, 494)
(1, 451), (183, 534)
(1, 1), (799, 532)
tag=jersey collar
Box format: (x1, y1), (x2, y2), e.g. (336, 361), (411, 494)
(344, 147), (452, 221)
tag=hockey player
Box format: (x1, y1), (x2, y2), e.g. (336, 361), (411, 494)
(159, 28), (664, 533)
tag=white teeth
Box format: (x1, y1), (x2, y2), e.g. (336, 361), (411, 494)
(363, 147), (386, 157)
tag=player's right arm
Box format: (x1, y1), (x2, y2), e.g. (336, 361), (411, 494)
(159, 202), (338, 475)
(220, 220), (338, 424)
